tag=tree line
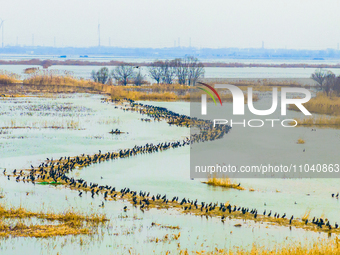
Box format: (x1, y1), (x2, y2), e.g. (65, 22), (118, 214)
(311, 69), (340, 96)
(91, 56), (204, 86)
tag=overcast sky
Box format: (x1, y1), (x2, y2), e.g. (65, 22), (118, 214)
(1, 0), (340, 49)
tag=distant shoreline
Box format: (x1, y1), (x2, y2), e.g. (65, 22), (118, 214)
(1, 59), (340, 69)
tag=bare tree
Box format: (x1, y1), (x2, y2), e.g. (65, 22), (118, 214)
(111, 64), (134, 86)
(148, 61), (163, 84)
(91, 67), (109, 84)
(173, 58), (188, 85)
(324, 71), (336, 96)
(133, 71), (146, 86)
(148, 57), (205, 86)
(186, 56), (205, 86)
(161, 60), (176, 84)
(311, 68), (327, 92)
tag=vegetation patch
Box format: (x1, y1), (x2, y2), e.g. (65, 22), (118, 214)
(202, 175), (245, 190)
(0, 203), (108, 238)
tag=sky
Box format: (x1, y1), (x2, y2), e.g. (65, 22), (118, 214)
(1, 0), (340, 49)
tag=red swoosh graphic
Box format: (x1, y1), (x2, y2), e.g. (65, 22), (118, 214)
(197, 82), (223, 106)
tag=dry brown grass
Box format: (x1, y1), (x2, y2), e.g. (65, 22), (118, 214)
(293, 116), (340, 128)
(0, 71), (21, 85)
(297, 138), (305, 144)
(111, 85), (258, 102)
(111, 86), (179, 101)
(180, 237), (340, 254)
(0, 203), (108, 238)
(289, 92), (340, 116)
(202, 175), (245, 190)
(0, 220), (90, 238)
(302, 209), (311, 221)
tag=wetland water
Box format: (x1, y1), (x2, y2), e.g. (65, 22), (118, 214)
(0, 93), (339, 254)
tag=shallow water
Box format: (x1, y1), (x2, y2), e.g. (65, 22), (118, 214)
(0, 94), (339, 254)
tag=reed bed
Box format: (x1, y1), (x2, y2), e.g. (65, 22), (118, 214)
(0, 204), (107, 223)
(0, 71), (21, 85)
(289, 92), (340, 116)
(22, 70), (113, 94)
(0, 203), (108, 238)
(111, 86), (258, 102)
(111, 86), (179, 101)
(0, 220), (90, 238)
(202, 175), (245, 190)
(293, 116), (340, 128)
(180, 237), (340, 254)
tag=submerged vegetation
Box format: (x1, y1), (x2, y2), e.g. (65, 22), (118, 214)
(1, 118), (82, 130)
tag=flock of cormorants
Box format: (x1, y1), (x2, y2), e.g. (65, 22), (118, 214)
(4, 98), (340, 234)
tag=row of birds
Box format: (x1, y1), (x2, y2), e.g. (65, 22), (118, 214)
(75, 184), (339, 230)
(9, 99), (335, 235)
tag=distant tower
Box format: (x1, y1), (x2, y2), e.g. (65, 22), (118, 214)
(189, 37), (191, 48)
(262, 41), (264, 49)
(178, 37), (180, 48)
(98, 21), (101, 47)
(32, 34), (34, 47)
(109, 37), (111, 47)
(54, 37), (56, 47)
(16, 36), (18, 46)
(174, 40), (176, 48)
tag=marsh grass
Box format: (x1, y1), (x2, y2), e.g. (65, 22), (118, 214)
(0, 203), (108, 238)
(293, 116), (340, 128)
(0, 71), (21, 85)
(22, 70), (112, 94)
(111, 86), (258, 102)
(202, 175), (245, 190)
(180, 237), (340, 254)
(302, 209), (311, 221)
(289, 92), (340, 116)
